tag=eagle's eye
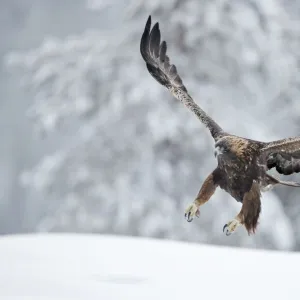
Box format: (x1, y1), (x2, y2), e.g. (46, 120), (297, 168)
(214, 144), (230, 157)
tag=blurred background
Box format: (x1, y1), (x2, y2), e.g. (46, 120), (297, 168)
(1, 0), (300, 251)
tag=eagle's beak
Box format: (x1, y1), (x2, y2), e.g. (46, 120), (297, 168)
(214, 146), (222, 158)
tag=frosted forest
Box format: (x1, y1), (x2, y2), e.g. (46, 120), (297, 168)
(2, 0), (300, 251)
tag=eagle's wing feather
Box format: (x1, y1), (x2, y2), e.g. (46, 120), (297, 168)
(259, 137), (300, 176)
(140, 16), (225, 141)
(260, 137), (300, 156)
(266, 173), (300, 188)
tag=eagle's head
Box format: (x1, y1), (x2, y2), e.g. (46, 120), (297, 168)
(214, 136), (249, 160)
(214, 140), (230, 158)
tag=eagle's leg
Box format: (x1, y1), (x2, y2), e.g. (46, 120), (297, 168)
(185, 171), (218, 222)
(223, 181), (261, 236)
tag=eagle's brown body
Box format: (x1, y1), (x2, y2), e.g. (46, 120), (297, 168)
(215, 138), (263, 202)
(140, 16), (300, 236)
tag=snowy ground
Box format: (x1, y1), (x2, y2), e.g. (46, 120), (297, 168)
(0, 233), (300, 300)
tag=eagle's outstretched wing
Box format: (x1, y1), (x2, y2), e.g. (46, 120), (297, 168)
(140, 15), (225, 141)
(259, 137), (300, 176)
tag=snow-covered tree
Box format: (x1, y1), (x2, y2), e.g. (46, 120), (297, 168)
(4, 0), (300, 250)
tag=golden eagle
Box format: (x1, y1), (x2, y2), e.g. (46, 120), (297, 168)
(140, 16), (300, 236)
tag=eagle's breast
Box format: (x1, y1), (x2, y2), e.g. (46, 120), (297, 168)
(214, 136), (262, 202)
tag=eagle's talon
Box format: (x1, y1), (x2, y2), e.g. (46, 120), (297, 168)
(223, 219), (240, 236)
(223, 224), (231, 236)
(184, 202), (199, 223)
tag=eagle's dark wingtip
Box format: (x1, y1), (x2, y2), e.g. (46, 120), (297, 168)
(146, 15), (152, 27)
(152, 21), (159, 30)
(143, 16), (151, 36)
(143, 16), (152, 38)
(150, 22), (160, 40)
(141, 16), (162, 63)
(149, 22), (161, 57)
(140, 16), (152, 60)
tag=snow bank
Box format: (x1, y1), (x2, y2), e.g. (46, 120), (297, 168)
(0, 233), (299, 300)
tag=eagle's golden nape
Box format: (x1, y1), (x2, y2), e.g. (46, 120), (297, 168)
(140, 16), (300, 237)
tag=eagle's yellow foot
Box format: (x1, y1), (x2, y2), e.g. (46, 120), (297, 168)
(184, 202), (200, 222)
(223, 218), (240, 236)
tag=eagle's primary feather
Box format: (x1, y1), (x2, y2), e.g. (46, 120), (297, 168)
(140, 16), (300, 236)
(140, 16), (225, 141)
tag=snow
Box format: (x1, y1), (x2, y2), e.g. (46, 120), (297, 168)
(4, 0), (300, 250)
(0, 233), (299, 300)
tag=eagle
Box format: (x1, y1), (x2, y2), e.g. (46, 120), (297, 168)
(140, 15), (300, 236)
